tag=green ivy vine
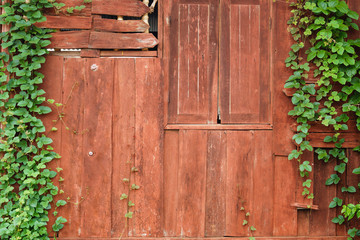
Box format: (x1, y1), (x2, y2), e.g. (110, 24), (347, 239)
(0, 0), (75, 238)
(286, 0), (360, 238)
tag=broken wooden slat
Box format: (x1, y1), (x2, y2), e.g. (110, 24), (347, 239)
(49, 31), (90, 49)
(89, 32), (158, 49)
(92, 0), (150, 17)
(35, 16), (92, 29)
(93, 18), (149, 33)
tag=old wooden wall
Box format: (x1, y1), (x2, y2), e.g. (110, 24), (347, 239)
(38, 0), (360, 239)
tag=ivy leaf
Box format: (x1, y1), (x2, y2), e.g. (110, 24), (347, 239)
(56, 200), (67, 207)
(125, 212), (133, 219)
(352, 167), (360, 174)
(336, 1), (349, 13)
(307, 51), (317, 61)
(348, 10), (359, 20)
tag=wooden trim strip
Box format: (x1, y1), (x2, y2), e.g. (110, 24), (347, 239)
(100, 50), (157, 57)
(91, 0), (150, 17)
(93, 18), (150, 33)
(165, 124), (273, 130)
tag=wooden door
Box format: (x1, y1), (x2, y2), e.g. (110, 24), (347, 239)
(168, 0), (271, 125)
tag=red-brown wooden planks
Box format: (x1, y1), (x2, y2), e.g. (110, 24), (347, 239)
(92, 0), (150, 17)
(35, 16), (92, 29)
(205, 131), (227, 237)
(273, 156), (297, 236)
(56, 237), (349, 240)
(79, 58), (114, 238)
(130, 58), (163, 237)
(309, 157), (337, 236)
(251, 131), (273, 237)
(58, 58), (86, 238)
(163, 130), (180, 237)
(89, 32), (159, 49)
(226, 131), (254, 236)
(49, 31), (90, 49)
(111, 59), (136, 237)
(177, 130), (207, 237)
(220, 0), (271, 124)
(346, 150), (360, 231)
(93, 19), (149, 33)
(43, 0), (91, 16)
(40, 56), (64, 235)
(168, 0), (218, 124)
(308, 133), (360, 148)
(272, 0), (295, 156)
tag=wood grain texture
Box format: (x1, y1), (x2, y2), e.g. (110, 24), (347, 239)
(80, 49), (100, 58)
(79, 58), (114, 238)
(130, 58), (163, 237)
(111, 59), (136, 237)
(56, 237), (349, 240)
(40, 56), (64, 235)
(168, 0), (218, 124)
(309, 157), (337, 236)
(35, 16), (92, 29)
(49, 31), (90, 49)
(177, 130), (207, 237)
(58, 58), (86, 238)
(43, 0), (91, 16)
(163, 130), (179, 237)
(93, 19), (149, 33)
(308, 132), (360, 148)
(273, 156), (297, 236)
(205, 131), (227, 237)
(220, 0), (271, 124)
(92, 0), (150, 17)
(89, 32), (159, 49)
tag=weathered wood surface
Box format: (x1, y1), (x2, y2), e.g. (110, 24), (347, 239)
(35, 16), (92, 29)
(48, 31), (90, 49)
(91, 0), (150, 17)
(168, 0), (219, 124)
(38, 0), (360, 239)
(89, 32), (159, 49)
(93, 18), (150, 33)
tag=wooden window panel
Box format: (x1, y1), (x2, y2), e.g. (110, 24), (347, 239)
(168, 0), (219, 124)
(220, 0), (271, 124)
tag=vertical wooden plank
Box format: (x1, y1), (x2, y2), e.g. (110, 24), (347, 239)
(252, 131), (273, 237)
(111, 59), (136, 237)
(220, 0), (270, 124)
(205, 131), (227, 237)
(295, 151), (314, 207)
(272, 0), (295, 156)
(309, 158), (337, 236)
(168, 0), (218, 124)
(297, 210), (310, 236)
(130, 58), (163, 237)
(58, 58), (86, 238)
(177, 130), (207, 237)
(80, 58), (114, 238)
(163, 130), (179, 237)
(225, 131), (254, 237)
(40, 56), (64, 236)
(347, 150), (360, 231)
(273, 156), (298, 236)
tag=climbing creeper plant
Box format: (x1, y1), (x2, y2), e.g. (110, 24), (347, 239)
(286, 0), (360, 238)
(0, 0), (80, 238)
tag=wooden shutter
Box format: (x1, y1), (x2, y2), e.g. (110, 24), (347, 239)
(168, 0), (219, 124)
(220, 0), (271, 124)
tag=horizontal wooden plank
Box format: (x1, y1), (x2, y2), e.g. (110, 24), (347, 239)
(55, 237), (349, 240)
(93, 18), (149, 33)
(44, 0), (91, 16)
(92, 0), (150, 17)
(308, 132), (360, 148)
(165, 124), (273, 130)
(35, 16), (91, 29)
(49, 31), (90, 49)
(290, 203), (319, 210)
(89, 32), (159, 49)
(80, 49), (100, 58)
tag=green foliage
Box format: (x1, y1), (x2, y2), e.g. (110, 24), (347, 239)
(286, 0), (360, 238)
(0, 0), (70, 239)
